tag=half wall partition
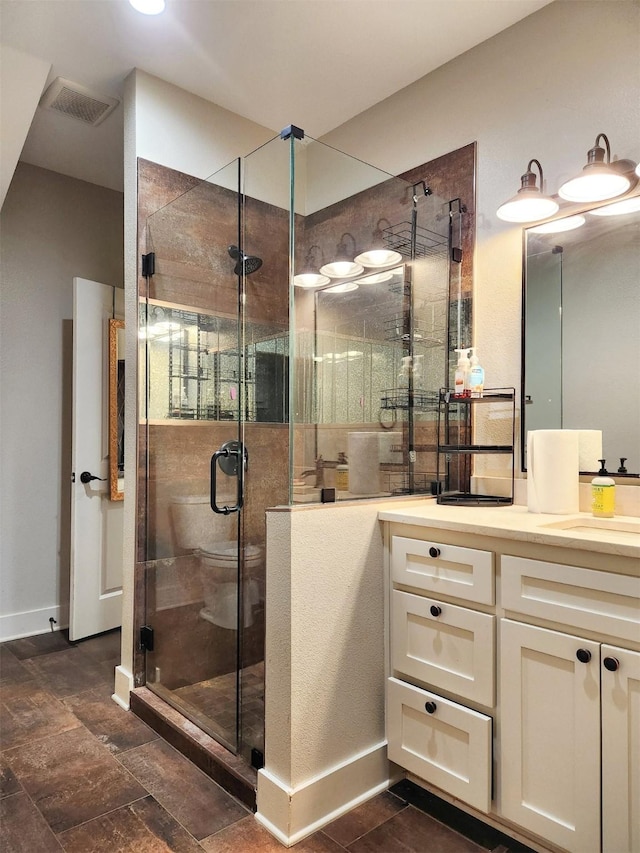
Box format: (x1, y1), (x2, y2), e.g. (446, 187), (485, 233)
(136, 132), (472, 769)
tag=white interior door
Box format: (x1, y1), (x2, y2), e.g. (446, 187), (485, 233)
(70, 278), (123, 641)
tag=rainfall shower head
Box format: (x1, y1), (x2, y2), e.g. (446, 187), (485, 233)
(228, 245), (263, 276)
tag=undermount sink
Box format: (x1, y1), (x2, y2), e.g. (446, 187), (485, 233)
(541, 516), (640, 542)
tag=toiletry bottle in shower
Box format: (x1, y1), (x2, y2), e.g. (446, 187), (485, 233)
(468, 348), (485, 398)
(412, 354), (424, 389)
(591, 460), (615, 518)
(398, 355), (412, 389)
(336, 452), (349, 492)
(454, 349), (470, 398)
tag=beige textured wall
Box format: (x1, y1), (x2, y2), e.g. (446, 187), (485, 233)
(322, 0), (640, 472)
(266, 501), (391, 786)
(0, 163), (123, 639)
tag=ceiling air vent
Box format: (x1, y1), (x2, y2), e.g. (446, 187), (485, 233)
(39, 77), (119, 126)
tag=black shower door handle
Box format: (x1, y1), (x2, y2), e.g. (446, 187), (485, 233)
(210, 440), (247, 515)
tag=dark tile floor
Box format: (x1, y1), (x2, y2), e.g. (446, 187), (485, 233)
(1, 629), (523, 852)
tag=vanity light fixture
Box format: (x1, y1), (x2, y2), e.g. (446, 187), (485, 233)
(293, 273), (330, 288)
(324, 281), (360, 294)
(352, 270), (395, 286)
(320, 233), (364, 279)
(496, 159), (559, 223)
(529, 215), (586, 234)
(590, 195), (640, 216)
(353, 249), (403, 268)
(129, 0), (166, 13)
(319, 260), (364, 279)
(558, 133), (631, 202)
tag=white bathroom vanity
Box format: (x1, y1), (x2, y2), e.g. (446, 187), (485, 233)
(379, 502), (640, 853)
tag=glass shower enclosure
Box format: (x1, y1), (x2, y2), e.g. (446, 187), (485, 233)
(138, 130), (467, 766)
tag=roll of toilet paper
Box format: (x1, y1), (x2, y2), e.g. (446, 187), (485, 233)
(347, 432), (380, 495)
(527, 430), (580, 514)
(573, 429), (603, 472)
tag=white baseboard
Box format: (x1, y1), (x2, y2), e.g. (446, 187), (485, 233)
(0, 603), (69, 642)
(256, 742), (393, 846)
(113, 665), (134, 709)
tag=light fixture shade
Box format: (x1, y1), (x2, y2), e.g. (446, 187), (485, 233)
(496, 159), (559, 223)
(353, 249), (402, 268)
(324, 281), (359, 294)
(319, 261), (364, 279)
(589, 196), (640, 217)
(637, 162), (640, 178)
(558, 170), (630, 202)
(130, 0), (166, 12)
(497, 194), (559, 223)
(558, 133), (631, 202)
(352, 271), (394, 285)
(529, 215), (585, 234)
(293, 273), (330, 288)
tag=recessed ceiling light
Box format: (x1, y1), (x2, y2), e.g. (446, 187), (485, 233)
(129, 0), (166, 15)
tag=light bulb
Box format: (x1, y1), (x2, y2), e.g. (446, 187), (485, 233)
(354, 249), (402, 268)
(129, 0), (165, 14)
(529, 215), (586, 234)
(496, 195), (559, 223)
(318, 261), (364, 279)
(589, 196), (640, 216)
(293, 273), (330, 288)
(558, 171), (630, 203)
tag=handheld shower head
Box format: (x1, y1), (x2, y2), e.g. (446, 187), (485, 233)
(228, 245), (263, 276)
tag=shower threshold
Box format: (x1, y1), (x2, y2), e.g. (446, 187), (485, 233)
(130, 685), (258, 810)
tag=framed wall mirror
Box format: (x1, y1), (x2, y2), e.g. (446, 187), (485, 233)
(109, 318), (125, 500)
(522, 197), (640, 477)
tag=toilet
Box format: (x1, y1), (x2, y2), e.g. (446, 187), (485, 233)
(170, 494), (263, 629)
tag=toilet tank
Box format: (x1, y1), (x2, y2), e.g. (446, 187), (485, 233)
(170, 494), (235, 551)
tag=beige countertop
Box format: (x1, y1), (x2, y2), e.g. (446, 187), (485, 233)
(379, 500), (640, 560)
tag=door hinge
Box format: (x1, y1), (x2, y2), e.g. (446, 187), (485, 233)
(451, 247), (463, 263)
(141, 252), (155, 278)
(140, 625), (154, 652)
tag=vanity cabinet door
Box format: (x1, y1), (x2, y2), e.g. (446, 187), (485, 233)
(500, 619), (600, 853)
(387, 676), (492, 813)
(601, 644), (640, 853)
(391, 589), (494, 706)
(391, 536), (494, 604)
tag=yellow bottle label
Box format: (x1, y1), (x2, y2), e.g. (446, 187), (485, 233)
(592, 484), (615, 517)
(335, 468), (349, 491)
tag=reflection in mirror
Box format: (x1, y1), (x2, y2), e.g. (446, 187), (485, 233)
(140, 301), (288, 423)
(522, 197), (640, 476)
(109, 319), (125, 500)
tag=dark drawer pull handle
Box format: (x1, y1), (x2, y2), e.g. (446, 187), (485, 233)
(428, 546), (440, 558)
(424, 701), (437, 714)
(430, 605), (442, 617)
(576, 648), (591, 664)
(603, 656), (619, 672)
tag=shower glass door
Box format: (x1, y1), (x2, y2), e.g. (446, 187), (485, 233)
(141, 157), (248, 755)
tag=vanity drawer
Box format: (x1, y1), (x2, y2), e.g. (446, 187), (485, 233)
(391, 536), (494, 605)
(502, 555), (640, 643)
(391, 590), (494, 706)
(387, 676), (492, 813)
